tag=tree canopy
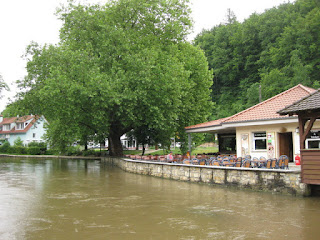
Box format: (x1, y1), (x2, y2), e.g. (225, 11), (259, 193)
(194, 0), (320, 119)
(16, 0), (213, 155)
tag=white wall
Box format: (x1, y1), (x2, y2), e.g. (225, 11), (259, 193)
(235, 121), (307, 160)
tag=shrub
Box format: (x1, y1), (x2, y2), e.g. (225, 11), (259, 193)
(14, 146), (27, 154)
(13, 137), (24, 147)
(27, 147), (41, 155)
(65, 146), (81, 156)
(28, 141), (47, 148)
(44, 149), (58, 155)
(82, 150), (96, 156)
(0, 141), (11, 153)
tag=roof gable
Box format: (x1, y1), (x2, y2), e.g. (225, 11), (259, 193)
(0, 115), (40, 134)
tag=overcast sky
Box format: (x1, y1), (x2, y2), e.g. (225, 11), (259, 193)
(0, 0), (294, 112)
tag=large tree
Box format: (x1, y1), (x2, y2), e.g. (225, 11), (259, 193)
(18, 0), (213, 156)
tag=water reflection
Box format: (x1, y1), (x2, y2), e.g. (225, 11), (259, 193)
(0, 157), (319, 240)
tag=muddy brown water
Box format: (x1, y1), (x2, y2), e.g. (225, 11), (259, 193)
(0, 157), (319, 240)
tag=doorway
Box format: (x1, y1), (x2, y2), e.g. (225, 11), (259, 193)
(278, 132), (293, 162)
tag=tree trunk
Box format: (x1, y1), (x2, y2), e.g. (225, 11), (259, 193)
(142, 144), (145, 156)
(108, 128), (123, 157)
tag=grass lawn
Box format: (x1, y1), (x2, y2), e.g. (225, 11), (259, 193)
(123, 146), (218, 156)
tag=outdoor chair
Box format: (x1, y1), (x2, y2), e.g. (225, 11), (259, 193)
(283, 155), (289, 169)
(217, 156), (223, 162)
(183, 159), (191, 165)
(209, 157), (217, 165)
(271, 158), (277, 169)
(277, 157), (284, 169)
(199, 159), (206, 165)
(235, 162), (242, 167)
(265, 159), (272, 169)
(252, 157), (259, 168)
(222, 160), (234, 167)
(192, 158), (200, 165)
(259, 156), (267, 168)
(212, 161), (220, 166)
(242, 160), (251, 168)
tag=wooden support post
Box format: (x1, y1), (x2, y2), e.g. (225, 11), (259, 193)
(298, 115), (307, 149)
(188, 133), (192, 158)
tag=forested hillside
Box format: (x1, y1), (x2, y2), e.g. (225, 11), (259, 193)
(194, 0), (320, 119)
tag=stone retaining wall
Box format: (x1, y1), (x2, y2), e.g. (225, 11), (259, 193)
(102, 157), (311, 196)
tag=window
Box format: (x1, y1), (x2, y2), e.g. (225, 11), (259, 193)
(253, 132), (266, 150)
(306, 130), (320, 149)
(16, 123), (24, 130)
(33, 133), (36, 138)
(3, 124), (10, 131)
(306, 139), (320, 149)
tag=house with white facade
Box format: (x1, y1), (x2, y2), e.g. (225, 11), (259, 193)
(0, 115), (47, 146)
(185, 84), (320, 162)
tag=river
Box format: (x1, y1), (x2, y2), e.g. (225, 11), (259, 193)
(0, 157), (319, 239)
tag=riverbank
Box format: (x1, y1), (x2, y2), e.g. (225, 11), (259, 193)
(102, 156), (310, 197)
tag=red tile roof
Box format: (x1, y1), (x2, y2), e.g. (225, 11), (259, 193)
(185, 84), (315, 130)
(224, 84), (315, 123)
(185, 118), (229, 129)
(0, 115), (39, 134)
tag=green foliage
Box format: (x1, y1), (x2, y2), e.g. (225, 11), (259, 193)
(65, 146), (82, 156)
(27, 147), (41, 155)
(28, 141), (47, 148)
(13, 137), (24, 147)
(194, 0), (320, 119)
(0, 141), (11, 153)
(12, 146), (27, 154)
(17, 0), (213, 156)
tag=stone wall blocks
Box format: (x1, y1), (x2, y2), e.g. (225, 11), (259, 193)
(102, 157), (306, 196)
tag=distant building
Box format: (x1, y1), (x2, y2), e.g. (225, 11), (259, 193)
(0, 115), (47, 146)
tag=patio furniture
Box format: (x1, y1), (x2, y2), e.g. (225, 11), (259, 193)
(199, 159), (206, 165)
(183, 159), (191, 165)
(212, 161), (220, 166)
(271, 158), (277, 169)
(279, 155), (289, 169)
(192, 158), (200, 165)
(277, 156), (284, 169)
(235, 162), (242, 167)
(252, 157), (260, 168)
(242, 160), (251, 168)
(265, 159), (272, 169)
(208, 157), (217, 165)
(283, 156), (289, 169)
